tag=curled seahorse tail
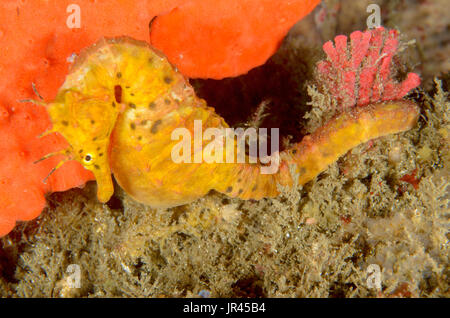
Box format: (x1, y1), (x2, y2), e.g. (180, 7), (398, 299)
(216, 100), (419, 200)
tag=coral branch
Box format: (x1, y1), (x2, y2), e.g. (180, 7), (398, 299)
(317, 27), (421, 109)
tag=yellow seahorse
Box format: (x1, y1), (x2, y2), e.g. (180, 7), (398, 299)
(37, 37), (419, 207)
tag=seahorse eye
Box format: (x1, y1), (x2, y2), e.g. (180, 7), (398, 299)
(83, 153), (95, 165)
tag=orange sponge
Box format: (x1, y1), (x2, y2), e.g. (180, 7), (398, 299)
(0, 101), (94, 236)
(150, 0), (320, 79)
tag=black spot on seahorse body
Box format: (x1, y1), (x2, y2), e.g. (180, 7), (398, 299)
(226, 186), (232, 193)
(114, 85), (122, 103)
(130, 123), (136, 130)
(61, 120), (69, 126)
(164, 76), (173, 84)
(149, 101), (156, 109)
(116, 72), (122, 78)
(164, 98), (171, 105)
(129, 103), (136, 109)
(151, 119), (162, 134)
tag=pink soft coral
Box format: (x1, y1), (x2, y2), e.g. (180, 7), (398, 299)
(317, 27), (421, 109)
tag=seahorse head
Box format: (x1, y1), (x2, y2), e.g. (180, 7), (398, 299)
(44, 89), (119, 203)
